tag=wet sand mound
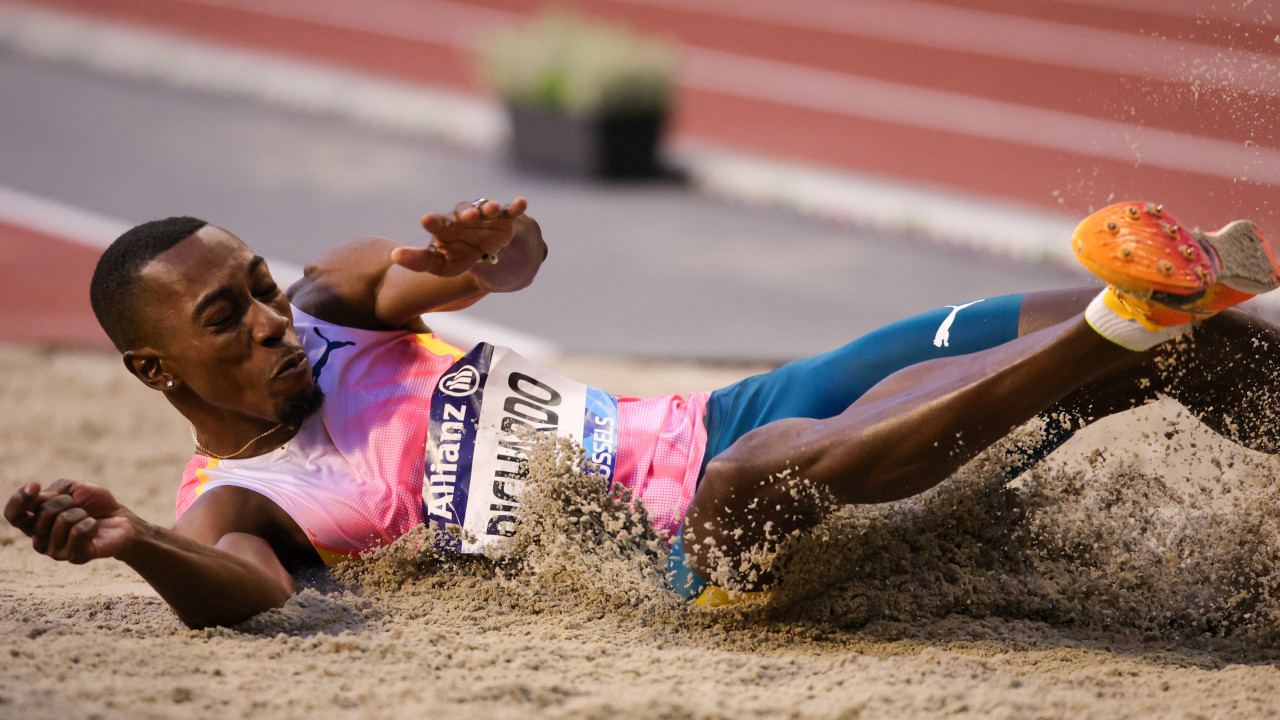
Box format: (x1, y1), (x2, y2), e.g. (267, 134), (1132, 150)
(774, 412), (1280, 653)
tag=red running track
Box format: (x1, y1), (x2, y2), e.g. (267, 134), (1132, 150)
(14, 0), (1280, 229)
(0, 221), (111, 349)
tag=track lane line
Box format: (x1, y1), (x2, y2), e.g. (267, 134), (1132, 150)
(681, 47), (1280, 185)
(608, 0), (1279, 96)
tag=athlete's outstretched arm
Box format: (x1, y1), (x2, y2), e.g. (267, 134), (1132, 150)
(4, 480), (301, 629)
(288, 197), (547, 331)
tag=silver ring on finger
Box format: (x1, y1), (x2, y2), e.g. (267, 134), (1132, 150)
(469, 197), (489, 209)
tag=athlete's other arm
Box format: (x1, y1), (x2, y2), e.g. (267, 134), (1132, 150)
(288, 197), (546, 330)
(4, 479), (313, 628)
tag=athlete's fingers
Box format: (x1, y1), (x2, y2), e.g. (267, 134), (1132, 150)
(45, 478), (75, 496)
(3, 482), (42, 534)
(31, 494), (78, 554)
(58, 509), (97, 561)
(406, 197), (526, 275)
(502, 196), (528, 219)
(474, 197), (525, 220)
(450, 198), (524, 224)
(391, 245), (448, 275)
(451, 199), (494, 221)
(421, 212), (453, 235)
(472, 196), (526, 219)
(66, 517), (99, 565)
(63, 482), (120, 519)
(476, 199), (513, 220)
(48, 505), (89, 559)
(391, 243), (442, 271)
(424, 197), (525, 231)
(423, 212), (503, 245)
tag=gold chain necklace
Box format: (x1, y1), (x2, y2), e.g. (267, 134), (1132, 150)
(190, 422), (290, 460)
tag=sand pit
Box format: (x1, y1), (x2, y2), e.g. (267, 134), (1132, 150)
(5, 343), (1280, 719)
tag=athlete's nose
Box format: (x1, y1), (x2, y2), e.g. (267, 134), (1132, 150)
(250, 299), (289, 345)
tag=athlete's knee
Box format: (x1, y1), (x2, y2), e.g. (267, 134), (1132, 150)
(698, 453), (753, 510)
(706, 418), (818, 481)
(691, 420), (834, 582)
(698, 417), (824, 515)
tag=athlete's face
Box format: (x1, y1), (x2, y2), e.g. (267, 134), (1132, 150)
(138, 226), (318, 424)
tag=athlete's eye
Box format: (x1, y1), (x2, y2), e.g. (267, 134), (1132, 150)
(207, 312), (234, 329)
(254, 283), (280, 298)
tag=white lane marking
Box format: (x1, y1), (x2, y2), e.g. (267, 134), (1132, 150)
(1029, 0), (1277, 23)
(0, 184), (559, 360)
(180, 0), (512, 48)
(672, 144), (1079, 263)
(933, 299), (985, 348)
(0, 2), (507, 149)
(614, 0), (1280, 95)
(3, 1), (1273, 186)
(681, 47), (1280, 185)
(185, 0), (1280, 96)
(0, 186), (127, 248)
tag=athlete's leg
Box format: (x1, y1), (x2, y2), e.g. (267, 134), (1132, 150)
(684, 305), (1280, 590)
(684, 312), (1139, 586)
(671, 291), (1054, 600)
(683, 203), (1280, 591)
(698, 287), (1144, 481)
(701, 292), (1028, 467)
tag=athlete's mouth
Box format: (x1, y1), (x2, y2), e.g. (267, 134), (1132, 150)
(272, 349), (309, 378)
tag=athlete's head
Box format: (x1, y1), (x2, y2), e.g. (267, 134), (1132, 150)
(91, 216), (208, 353)
(91, 218), (322, 426)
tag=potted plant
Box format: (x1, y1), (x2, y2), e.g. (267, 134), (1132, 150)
(479, 10), (677, 179)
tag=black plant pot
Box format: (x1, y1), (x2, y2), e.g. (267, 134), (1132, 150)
(507, 104), (666, 179)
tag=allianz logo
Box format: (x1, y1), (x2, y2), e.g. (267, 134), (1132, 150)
(438, 365), (481, 396)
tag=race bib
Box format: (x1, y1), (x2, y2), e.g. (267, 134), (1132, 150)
(422, 343), (619, 553)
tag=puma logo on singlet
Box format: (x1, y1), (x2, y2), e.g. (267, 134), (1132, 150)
(312, 328), (356, 380)
(933, 299), (984, 348)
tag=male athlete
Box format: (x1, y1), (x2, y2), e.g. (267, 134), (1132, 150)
(7, 197), (1280, 625)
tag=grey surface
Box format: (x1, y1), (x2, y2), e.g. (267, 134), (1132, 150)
(1, 53), (1089, 361)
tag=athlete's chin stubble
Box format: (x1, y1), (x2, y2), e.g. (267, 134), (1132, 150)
(276, 385), (325, 427)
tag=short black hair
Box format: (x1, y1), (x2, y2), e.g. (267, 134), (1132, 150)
(90, 216), (209, 352)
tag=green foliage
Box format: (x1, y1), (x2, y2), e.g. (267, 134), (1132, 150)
(479, 9), (676, 117)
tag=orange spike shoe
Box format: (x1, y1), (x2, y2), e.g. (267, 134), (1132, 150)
(1072, 201), (1280, 331)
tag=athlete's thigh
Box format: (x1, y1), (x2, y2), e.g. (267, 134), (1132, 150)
(703, 292), (1027, 462)
(1016, 287), (1097, 335)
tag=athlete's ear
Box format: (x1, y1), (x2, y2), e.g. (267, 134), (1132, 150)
(123, 348), (174, 391)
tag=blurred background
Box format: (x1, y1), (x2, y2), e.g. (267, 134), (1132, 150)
(1, 0), (1277, 362)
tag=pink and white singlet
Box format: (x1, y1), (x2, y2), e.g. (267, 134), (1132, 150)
(176, 308), (709, 563)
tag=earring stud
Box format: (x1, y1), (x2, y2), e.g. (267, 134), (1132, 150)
(166, 381), (174, 388)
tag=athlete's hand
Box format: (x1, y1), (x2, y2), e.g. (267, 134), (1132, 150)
(391, 197), (528, 278)
(4, 480), (138, 564)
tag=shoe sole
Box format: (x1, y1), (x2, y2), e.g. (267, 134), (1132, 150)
(1072, 201), (1216, 297)
(1193, 220), (1280, 295)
